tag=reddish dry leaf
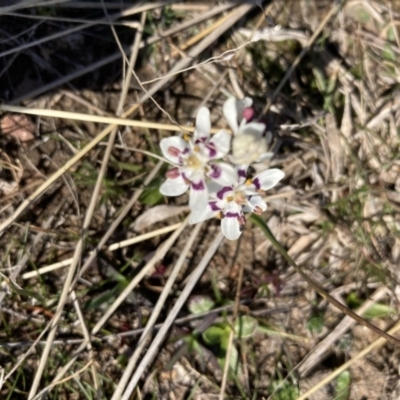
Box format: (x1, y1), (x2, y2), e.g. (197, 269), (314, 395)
(0, 114), (36, 142)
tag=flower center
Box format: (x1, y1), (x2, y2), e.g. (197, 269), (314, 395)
(233, 191), (246, 205)
(186, 154), (203, 169)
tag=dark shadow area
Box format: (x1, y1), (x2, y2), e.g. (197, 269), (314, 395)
(0, 0), (256, 103)
(0, 3), (145, 102)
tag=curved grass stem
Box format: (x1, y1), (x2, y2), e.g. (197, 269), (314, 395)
(250, 214), (400, 348)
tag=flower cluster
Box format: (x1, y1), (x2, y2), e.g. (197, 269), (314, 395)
(159, 97), (285, 240)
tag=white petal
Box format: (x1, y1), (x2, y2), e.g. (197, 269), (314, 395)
(189, 203), (217, 224)
(246, 195), (267, 212)
(240, 121), (265, 136)
(223, 97), (239, 134)
(160, 137), (189, 164)
(207, 180), (224, 196)
(207, 162), (237, 186)
(193, 107), (211, 140)
(232, 132), (268, 165)
(160, 175), (188, 196)
(189, 179), (209, 209)
(231, 98), (253, 128)
(255, 152), (274, 162)
(242, 97), (253, 108)
(221, 214), (242, 240)
(208, 129), (231, 158)
(253, 169), (285, 191)
(182, 166), (203, 183)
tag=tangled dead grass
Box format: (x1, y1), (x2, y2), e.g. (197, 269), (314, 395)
(0, 1), (399, 399)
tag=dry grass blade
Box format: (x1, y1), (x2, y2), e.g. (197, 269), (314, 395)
(122, 231), (225, 400)
(0, 0), (70, 15)
(297, 320), (400, 400)
(0, 3), (246, 235)
(35, 219), (189, 399)
(111, 222), (203, 399)
(0, 9), (139, 59)
(21, 223), (183, 279)
(255, 217), (400, 348)
(27, 16), (147, 397)
(2, 1), (399, 398)
(297, 286), (388, 377)
(6, 2), (233, 103)
(0, 105), (196, 132)
(70, 290), (99, 394)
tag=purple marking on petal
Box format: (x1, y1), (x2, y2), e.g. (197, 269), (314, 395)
(195, 137), (207, 144)
(191, 180), (205, 191)
(237, 214), (246, 225)
(167, 146), (181, 157)
(226, 211), (240, 218)
(182, 147), (190, 155)
(216, 186), (231, 200)
(205, 144), (217, 158)
(209, 201), (221, 211)
(238, 168), (247, 179)
(166, 168), (180, 179)
(209, 164), (221, 179)
(181, 172), (190, 184)
(252, 177), (261, 190)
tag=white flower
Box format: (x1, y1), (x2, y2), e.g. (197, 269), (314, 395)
(223, 97), (273, 165)
(189, 166), (285, 240)
(159, 107), (235, 209)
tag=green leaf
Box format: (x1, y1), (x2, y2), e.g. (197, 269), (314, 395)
(307, 315), (324, 334)
(139, 179), (164, 205)
(353, 7), (371, 23)
(382, 44), (396, 61)
(270, 381), (300, 400)
(346, 292), (362, 308)
(234, 316), (258, 339)
(386, 26), (396, 42)
(363, 303), (394, 319)
(210, 270), (222, 302)
(219, 329), (231, 351)
(333, 370), (351, 400)
(84, 281), (126, 310)
(188, 296), (215, 315)
(313, 67), (326, 92)
(250, 214), (270, 236)
(109, 159), (143, 173)
(202, 325), (227, 345)
(218, 341), (239, 371)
